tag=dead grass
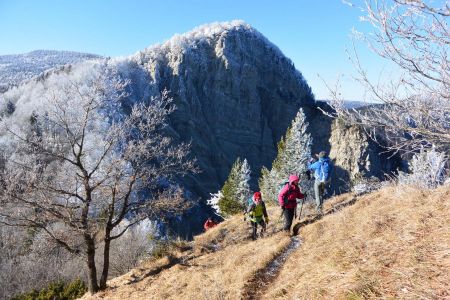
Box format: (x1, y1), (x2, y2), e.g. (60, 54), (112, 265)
(262, 185), (450, 299)
(79, 186), (449, 300)
(80, 206), (291, 300)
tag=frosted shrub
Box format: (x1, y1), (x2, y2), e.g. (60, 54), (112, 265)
(207, 190), (223, 217)
(107, 219), (157, 277)
(397, 147), (448, 189)
(352, 176), (384, 196)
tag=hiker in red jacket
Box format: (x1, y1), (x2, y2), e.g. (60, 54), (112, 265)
(278, 174), (305, 234)
(203, 217), (217, 231)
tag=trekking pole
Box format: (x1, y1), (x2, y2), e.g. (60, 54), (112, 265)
(298, 197), (305, 220)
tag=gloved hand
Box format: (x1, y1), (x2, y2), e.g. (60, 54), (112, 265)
(281, 205), (285, 210)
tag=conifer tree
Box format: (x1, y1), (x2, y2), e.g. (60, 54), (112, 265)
(259, 108), (312, 203)
(217, 157), (252, 217)
(235, 158), (251, 206)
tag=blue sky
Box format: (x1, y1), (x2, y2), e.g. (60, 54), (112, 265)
(0, 0), (396, 101)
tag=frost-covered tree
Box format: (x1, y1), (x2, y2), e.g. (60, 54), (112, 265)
(235, 158), (251, 206)
(328, 0), (450, 153)
(0, 68), (196, 293)
(397, 147), (448, 189)
(281, 109), (312, 177)
(260, 109), (312, 203)
(218, 158), (252, 217)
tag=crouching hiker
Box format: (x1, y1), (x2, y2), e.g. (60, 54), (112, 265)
(203, 217), (217, 231)
(278, 175), (305, 235)
(246, 192), (269, 240)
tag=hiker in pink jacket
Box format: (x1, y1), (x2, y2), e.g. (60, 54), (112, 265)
(278, 174), (305, 233)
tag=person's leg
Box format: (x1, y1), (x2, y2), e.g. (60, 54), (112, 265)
(283, 208), (294, 232)
(323, 179), (331, 200)
(318, 182), (325, 213)
(314, 180), (322, 214)
(252, 221), (257, 240)
(259, 219), (266, 237)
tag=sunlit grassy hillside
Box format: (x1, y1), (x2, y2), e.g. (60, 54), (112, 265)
(80, 185), (449, 300)
(264, 185), (450, 299)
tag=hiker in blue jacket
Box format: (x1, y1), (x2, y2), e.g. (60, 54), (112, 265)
(308, 151), (333, 216)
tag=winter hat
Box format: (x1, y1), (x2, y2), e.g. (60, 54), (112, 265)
(254, 191), (261, 199)
(289, 175), (299, 184)
(319, 151), (327, 158)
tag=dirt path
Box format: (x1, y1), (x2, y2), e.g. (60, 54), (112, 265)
(241, 195), (358, 299)
(241, 236), (301, 300)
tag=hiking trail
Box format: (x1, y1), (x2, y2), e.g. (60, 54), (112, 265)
(241, 236), (301, 300)
(241, 195), (357, 299)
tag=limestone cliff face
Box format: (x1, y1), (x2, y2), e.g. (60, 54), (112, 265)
(328, 120), (401, 193)
(128, 21), (315, 199)
(306, 102), (402, 194)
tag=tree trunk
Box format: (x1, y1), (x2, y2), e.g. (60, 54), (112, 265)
(99, 228), (111, 289)
(85, 234), (99, 293)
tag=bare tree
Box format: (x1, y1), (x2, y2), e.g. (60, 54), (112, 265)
(0, 69), (196, 293)
(328, 0), (449, 154)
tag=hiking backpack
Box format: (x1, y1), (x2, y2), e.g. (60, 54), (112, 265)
(319, 160), (333, 182)
(278, 181), (291, 206)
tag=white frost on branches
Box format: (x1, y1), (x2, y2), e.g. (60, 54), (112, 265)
(206, 190), (223, 217)
(397, 147), (448, 189)
(260, 109), (312, 203)
(235, 158), (252, 207)
(328, 0), (450, 153)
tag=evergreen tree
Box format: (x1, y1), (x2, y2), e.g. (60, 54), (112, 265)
(283, 109), (312, 186)
(259, 166), (280, 203)
(259, 108), (312, 204)
(218, 157), (252, 217)
(235, 158), (251, 206)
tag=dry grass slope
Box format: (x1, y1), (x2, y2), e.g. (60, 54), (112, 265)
(80, 206), (292, 300)
(263, 185), (450, 299)
(80, 185), (449, 300)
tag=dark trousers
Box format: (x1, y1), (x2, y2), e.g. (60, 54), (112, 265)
(251, 219), (266, 240)
(283, 208), (295, 231)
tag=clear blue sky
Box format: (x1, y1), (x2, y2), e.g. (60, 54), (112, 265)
(0, 0), (395, 101)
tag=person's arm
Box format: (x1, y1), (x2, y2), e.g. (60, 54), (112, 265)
(246, 202), (255, 214)
(278, 184), (289, 208)
(296, 189), (305, 200)
(262, 202), (268, 219)
(309, 160), (320, 171)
